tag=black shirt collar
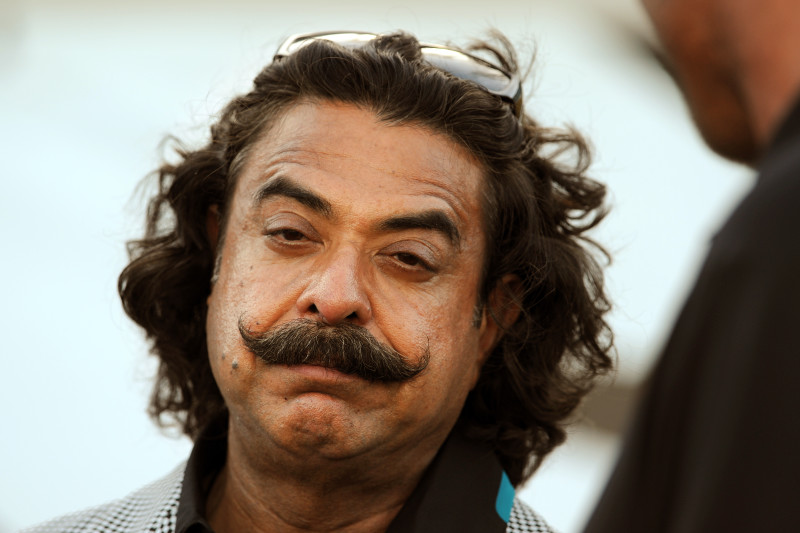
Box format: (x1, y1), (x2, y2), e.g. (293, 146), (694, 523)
(176, 416), (514, 533)
(761, 90), (800, 171)
(176, 415), (227, 533)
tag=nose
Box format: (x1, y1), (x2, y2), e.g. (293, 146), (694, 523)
(296, 247), (372, 326)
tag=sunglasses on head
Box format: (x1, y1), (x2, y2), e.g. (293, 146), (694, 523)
(274, 31), (523, 117)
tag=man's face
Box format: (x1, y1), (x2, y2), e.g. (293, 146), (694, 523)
(205, 100), (501, 470)
(643, 0), (758, 161)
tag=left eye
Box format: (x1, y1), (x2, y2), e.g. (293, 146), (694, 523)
(395, 252), (425, 268)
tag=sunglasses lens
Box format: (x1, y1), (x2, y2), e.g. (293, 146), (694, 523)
(419, 47), (517, 100)
(277, 32), (377, 57)
(275, 32), (521, 112)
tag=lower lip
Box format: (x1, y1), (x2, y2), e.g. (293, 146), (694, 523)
(284, 364), (362, 383)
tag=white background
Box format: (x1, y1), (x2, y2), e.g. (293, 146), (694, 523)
(0, 1), (752, 532)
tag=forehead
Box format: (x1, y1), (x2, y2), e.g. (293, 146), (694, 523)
(234, 100), (487, 232)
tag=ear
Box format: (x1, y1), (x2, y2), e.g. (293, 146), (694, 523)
(476, 273), (523, 365)
(207, 205), (221, 252)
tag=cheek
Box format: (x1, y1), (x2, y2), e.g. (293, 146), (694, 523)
(425, 279), (486, 387)
(210, 234), (304, 324)
(408, 296), (484, 379)
(205, 240), (295, 380)
(376, 280), (470, 351)
(206, 282), (247, 388)
(206, 272), (280, 416)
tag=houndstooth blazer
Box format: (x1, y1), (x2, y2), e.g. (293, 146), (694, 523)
(22, 462), (555, 533)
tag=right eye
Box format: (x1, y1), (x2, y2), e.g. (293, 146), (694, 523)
(270, 228), (307, 242)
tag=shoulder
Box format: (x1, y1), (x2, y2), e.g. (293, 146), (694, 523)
(507, 498), (557, 533)
(714, 134), (800, 262)
(20, 462), (185, 533)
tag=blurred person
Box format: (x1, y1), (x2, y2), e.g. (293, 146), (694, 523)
(25, 31), (613, 533)
(584, 1), (800, 532)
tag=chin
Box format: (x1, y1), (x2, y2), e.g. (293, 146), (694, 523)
(690, 99), (761, 165)
(269, 395), (376, 459)
(704, 129), (760, 165)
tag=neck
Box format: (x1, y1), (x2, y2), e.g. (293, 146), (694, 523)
(719, 0), (800, 154)
(206, 429), (441, 533)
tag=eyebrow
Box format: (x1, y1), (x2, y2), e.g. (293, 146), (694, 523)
(377, 211), (462, 246)
(253, 175), (461, 245)
(252, 176), (333, 217)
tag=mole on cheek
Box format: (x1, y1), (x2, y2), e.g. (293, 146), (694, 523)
(221, 352), (227, 360)
(232, 359), (239, 370)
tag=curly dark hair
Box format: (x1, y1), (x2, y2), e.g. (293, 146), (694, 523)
(119, 31), (613, 486)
